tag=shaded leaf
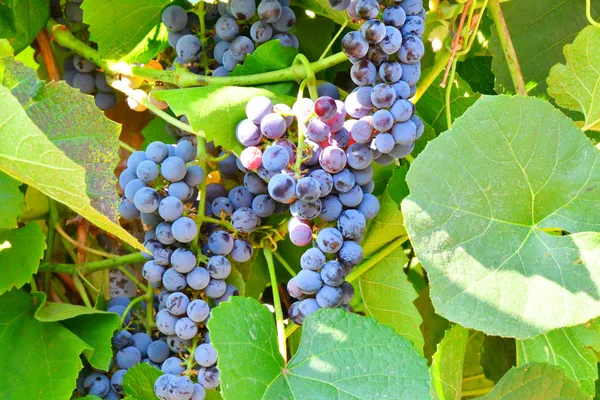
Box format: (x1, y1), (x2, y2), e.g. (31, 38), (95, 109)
(517, 319), (600, 396)
(141, 117), (176, 150)
(293, 0), (359, 29)
(548, 26), (600, 131)
(489, 0), (600, 96)
(457, 56), (495, 95)
(0, 223), (45, 295)
(481, 336), (516, 384)
(0, 0), (49, 53)
(293, 11), (336, 62)
(402, 95), (600, 338)
(208, 297), (431, 399)
(430, 324), (469, 400)
(415, 285), (450, 364)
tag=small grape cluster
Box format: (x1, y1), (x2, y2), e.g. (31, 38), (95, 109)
(337, 0), (425, 162)
(77, 295), (209, 400)
(161, 0), (297, 77)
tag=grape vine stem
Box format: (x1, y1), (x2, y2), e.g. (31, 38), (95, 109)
(46, 19), (349, 89)
(487, 0), (527, 96)
(263, 247), (287, 362)
(39, 252), (147, 274)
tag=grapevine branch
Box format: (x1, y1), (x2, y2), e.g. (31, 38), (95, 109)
(487, 0), (527, 96)
(46, 19), (349, 89)
(39, 252), (147, 274)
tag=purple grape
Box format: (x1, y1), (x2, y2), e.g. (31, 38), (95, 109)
(371, 83), (397, 108)
(320, 195), (343, 221)
(301, 247), (326, 270)
(358, 193), (380, 219)
(383, 5), (407, 27)
(252, 194), (276, 217)
(319, 146), (347, 174)
(246, 96), (273, 124)
(321, 261), (346, 286)
(355, 0), (379, 20)
(306, 118), (331, 142)
(391, 120), (417, 144)
(262, 145), (290, 171)
(339, 184), (363, 207)
(309, 169), (333, 197)
(346, 143), (373, 170)
(361, 19), (386, 43)
(350, 60), (377, 86)
(341, 31), (369, 59)
(379, 26), (403, 55)
(338, 240), (364, 268)
(296, 269), (323, 294)
(316, 227), (344, 254)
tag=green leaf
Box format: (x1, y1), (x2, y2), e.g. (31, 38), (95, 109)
(0, 85), (145, 252)
(155, 86), (295, 155)
(478, 363), (589, 400)
(226, 264), (246, 296)
(416, 67), (480, 133)
(293, 0), (359, 30)
(0, 171), (24, 228)
(0, 290), (90, 399)
(15, 46), (39, 71)
(402, 95), (600, 338)
(415, 285), (450, 364)
(517, 320), (600, 396)
(0, 223), (45, 295)
(548, 26), (600, 132)
(33, 292), (121, 370)
(489, 0), (600, 96)
(359, 246), (424, 354)
(462, 331), (495, 395)
(456, 56), (495, 95)
(430, 324), (469, 400)
(361, 166), (408, 255)
(123, 363), (162, 400)
(81, 0), (169, 61)
(120, 24), (170, 64)
(141, 117), (176, 150)
(232, 40), (298, 76)
(208, 297), (431, 399)
(293, 11), (336, 62)
(481, 336), (516, 384)
(0, 0), (49, 53)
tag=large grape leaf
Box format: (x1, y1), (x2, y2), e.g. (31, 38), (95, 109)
(489, 0), (600, 96)
(0, 223), (45, 295)
(548, 26), (600, 132)
(416, 67), (480, 133)
(155, 87), (295, 155)
(293, 12), (336, 62)
(1, 58), (122, 220)
(0, 85), (145, 251)
(81, 0), (169, 61)
(402, 95), (600, 338)
(430, 324), (469, 400)
(208, 297), (430, 399)
(0, 171), (24, 229)
(33, 291), (121, 370)
(516, 319), (600, 396)
(0, 290), (91, 399)
(479, 363), (589, 400)
(0, 0), (49, 53)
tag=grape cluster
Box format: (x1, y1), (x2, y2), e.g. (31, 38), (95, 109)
(77, 295), (209, 400)
(234, 94), (385, 322)
(119, 132), (251, 398)
(337, 0), (425, 161)
(161, 1), (297, 77)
